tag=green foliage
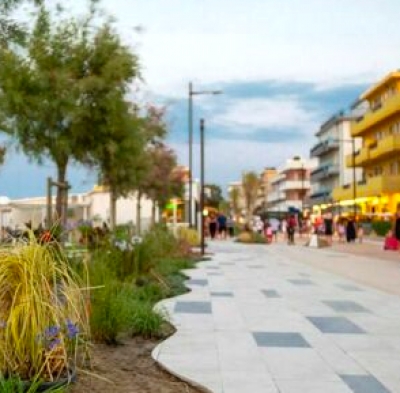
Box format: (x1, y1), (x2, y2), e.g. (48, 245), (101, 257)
(90, 279), (135, 345)
(0, 376), (66, 392)
(372, 221), (392, 237)
(204, 184), (224, 209)
(236, 231), (267, 244)
(129, 302), (167, 339)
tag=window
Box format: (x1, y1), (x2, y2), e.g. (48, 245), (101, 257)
(391, 161), (400, 175)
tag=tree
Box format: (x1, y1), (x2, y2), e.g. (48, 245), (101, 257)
(242, 171), (259, 224)
(0, 4), (139, 227)
(140, 143), (183, 227)
(229, 186), (241, 222)
(204, 184), (224, 209)
(0, 147), (5, 166)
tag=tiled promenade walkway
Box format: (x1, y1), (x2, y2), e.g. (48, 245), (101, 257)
(153, 241), (400, 393)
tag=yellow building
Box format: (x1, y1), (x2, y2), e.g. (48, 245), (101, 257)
(333, 71), (400, 215)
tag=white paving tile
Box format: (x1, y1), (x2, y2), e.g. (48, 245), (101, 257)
(152, 241), (400, 393)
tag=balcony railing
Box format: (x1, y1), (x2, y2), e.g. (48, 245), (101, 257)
(310, 139), (340, 157)
(281, 180), (311, 190)
(332, 175), (400, 200)
(311, 164), (339, 181)
(352, 94), (400, 136)
(345, 135), (400, 166)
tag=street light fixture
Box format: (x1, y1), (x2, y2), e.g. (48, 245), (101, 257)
(188, 83), (222, 228)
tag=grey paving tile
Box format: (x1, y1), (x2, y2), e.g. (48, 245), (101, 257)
(299, 273), (311, 277)
(187, 279), (208, 286)
(220, 262), (235, 266)
(262, 289), (281, 298)
(323, 300), (370, 313)
(206, 266), (220, 270)
(174, 301), (212, 314)
(307, 317), (365, 334)
(340, 375), (391, 393)
(289, 279), (315, 286)
(336, 284), (363, 292)
(210, 291), (234, 297)
(208, 272), (224, 276)
(248, 265), (265, 269)
(253, 332), (311, 348)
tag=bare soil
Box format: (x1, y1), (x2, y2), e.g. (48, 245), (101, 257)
(70, 333), (206, 393)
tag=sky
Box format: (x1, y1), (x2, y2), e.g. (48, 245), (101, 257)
(2, 0), (400, 198)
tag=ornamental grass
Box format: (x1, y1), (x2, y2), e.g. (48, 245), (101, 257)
(0, 235), (89, 383)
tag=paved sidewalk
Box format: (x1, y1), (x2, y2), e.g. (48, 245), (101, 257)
(153, 241), (400, 393)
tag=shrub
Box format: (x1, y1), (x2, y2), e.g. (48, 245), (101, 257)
(0, 376), (66, 392)
(372, 221), (392, 237)
(0, 237), (89, 383)
(236, 231), (267, 244)
(129, 302), (168, 339)
(90, 280), (135, 345)
(177, 227), (200, 247)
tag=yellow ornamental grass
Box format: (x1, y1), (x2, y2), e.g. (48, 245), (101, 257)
(177, 227), (200, 247)
(0, 236), (89, 382)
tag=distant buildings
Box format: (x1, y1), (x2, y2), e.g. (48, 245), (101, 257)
(310, 113), (362, 215)
(267, 157), (315, 214)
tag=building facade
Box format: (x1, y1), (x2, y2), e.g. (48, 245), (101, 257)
(310, 114), (362, 214)
(257, 167), (278, 213)
(333, 72), (400, 215)
(267, 157), (315, 213)
(0, 186), (155, 231)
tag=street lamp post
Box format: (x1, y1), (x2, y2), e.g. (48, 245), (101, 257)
(200, 119), (205, 255)
(188, 83), (222, 228)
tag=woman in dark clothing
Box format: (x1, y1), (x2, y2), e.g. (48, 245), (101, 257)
(394, 212), (400, 242)
(346, 220), (356, 243)
(209, 214), (217, 239)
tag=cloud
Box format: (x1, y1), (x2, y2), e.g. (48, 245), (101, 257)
(170, 138), (309, 190)
(211, 96), (317, 133)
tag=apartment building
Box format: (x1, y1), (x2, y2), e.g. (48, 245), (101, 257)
(267, 157), (315, 213)
(310, 113), (362, 214)
(333, 71), (400, 215)
(257, 167), (278, 213)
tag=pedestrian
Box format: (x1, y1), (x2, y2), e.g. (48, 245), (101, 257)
(281, 218), (287, 241)
(226, 216), (235, 238)
(217, 212), (227, 240)
(264, 223), (273, 243)
(209, 213), (217, 240)
(287, 215), (296, 245)
(324, 214), (333, 245)
(337, 221), (345, 243)
(394, 210), (400, 245)
(346, 219), (356, 243)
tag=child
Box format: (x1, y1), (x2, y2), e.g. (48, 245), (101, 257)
(264, 224), (273, 244)
(384, 230), (399, 251)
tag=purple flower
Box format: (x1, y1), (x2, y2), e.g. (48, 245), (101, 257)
(45, 326), (60, 338)
(65, 319), (79, 339)
(48, 338), (61, 350)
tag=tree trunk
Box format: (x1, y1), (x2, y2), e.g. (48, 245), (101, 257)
(110, 189), (117, 231)
(151, 199), (156, 227)
(56, 162), (67, 227)
(136, 191), (142, 235)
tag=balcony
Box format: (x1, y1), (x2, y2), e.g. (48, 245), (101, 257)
(281, 180), (311, 191)
(332, 175), (400, 201)
(311, 164), (339, 182)
(267, 191), (286, 203)
(352, 94), (400, 136)
(310, 139), (340, 157)
(346, 148), (369, 167)
(368, 135), (400, 162)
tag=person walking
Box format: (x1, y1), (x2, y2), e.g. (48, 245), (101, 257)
(209, 214), (217, 240)
(346, 219), (356, 243)
(394, 210), (400, 249)
(217, 212), (227, 240)
(226, 216), (235, 238)
(287, 215), (296, 245)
